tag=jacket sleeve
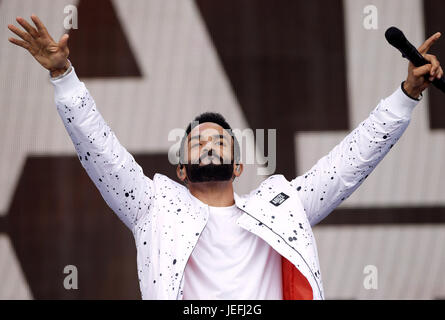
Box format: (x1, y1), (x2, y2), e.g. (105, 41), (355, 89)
(50, 65), (154, 231)
(289, 84), (420, 227)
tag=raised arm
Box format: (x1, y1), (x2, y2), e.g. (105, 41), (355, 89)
(289, 32), (443, 227)
(8, 15), (154, 230)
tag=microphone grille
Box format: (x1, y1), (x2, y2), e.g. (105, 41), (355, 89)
(385, 26), (406, 48)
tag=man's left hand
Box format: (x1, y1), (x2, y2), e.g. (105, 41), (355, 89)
(404, 32), (443, 99)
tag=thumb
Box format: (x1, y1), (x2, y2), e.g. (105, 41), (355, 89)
(59, 33), (69, 50)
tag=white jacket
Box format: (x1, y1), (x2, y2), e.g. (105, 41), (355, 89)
(50, 66), (419, 300)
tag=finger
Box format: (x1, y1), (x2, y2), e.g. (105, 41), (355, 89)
(7, 23), (33, 43)
(413, 64), (432, 78)
(418, 32), (441, 55)
(8, 37), (30, 50)
(16, 16), (39, 39)
(58, 33), (69, 50)
(424, 54), (440, 78)
(437, 66), (444, 79)
(30, 14), (50, 37)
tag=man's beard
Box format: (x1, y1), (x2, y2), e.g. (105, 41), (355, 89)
(184, 163), (234, 183)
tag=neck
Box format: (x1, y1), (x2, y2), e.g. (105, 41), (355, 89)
(188, 180), (235, 207)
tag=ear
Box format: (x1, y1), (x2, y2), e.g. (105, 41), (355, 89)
(176, 164), (188, 183)
(233, 163), (243, 178)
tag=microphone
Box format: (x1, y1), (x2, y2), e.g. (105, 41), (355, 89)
(385, 26), (445, 93)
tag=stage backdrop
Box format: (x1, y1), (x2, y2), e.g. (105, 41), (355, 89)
(0, 0), (444, 299)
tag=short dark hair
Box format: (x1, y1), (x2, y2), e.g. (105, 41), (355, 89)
(178, 112), (240, 165)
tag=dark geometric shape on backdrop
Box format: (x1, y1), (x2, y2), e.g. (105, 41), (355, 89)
(67, 0), (142, 78)
(423, 0), (445, 129)
(195, 0), (350, 180)
(1, 154), (177, 299)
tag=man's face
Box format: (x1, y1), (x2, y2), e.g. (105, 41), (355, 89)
(182, 122), (235, 183)
(187, 122), (233, 165)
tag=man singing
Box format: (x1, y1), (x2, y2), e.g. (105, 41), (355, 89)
(8, 14), (443, 299)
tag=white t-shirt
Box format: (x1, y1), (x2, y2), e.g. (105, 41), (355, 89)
(182, 192), (283, 300)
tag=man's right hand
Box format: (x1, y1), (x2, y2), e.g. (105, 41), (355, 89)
(8, 14), (70, 77)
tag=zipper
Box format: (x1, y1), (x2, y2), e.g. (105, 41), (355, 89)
(238, 209), (323, 299)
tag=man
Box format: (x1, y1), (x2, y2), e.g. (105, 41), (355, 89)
(8, 14), (443, 300)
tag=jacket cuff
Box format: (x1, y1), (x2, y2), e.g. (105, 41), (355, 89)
(383, 83), (420, 119)
(49, 65), (82, 100)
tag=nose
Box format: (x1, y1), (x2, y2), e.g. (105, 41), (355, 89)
(201, 142), (213, 155)
(200, 148), (213, 161)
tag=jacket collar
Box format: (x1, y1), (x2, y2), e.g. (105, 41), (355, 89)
(185, 188), (246, 210)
